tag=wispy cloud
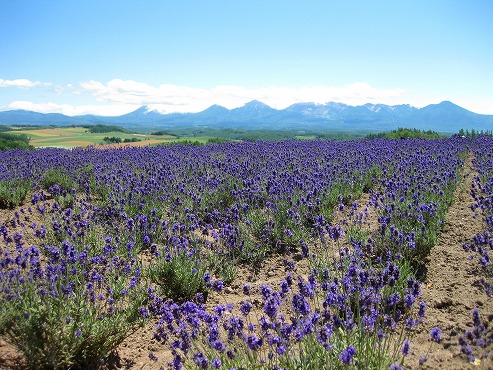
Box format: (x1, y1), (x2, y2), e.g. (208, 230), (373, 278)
(79, 79), (407, 114)
(0, 78), (52, 89)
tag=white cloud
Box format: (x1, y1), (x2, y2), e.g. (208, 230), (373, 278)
(79, 79), (407, 114)
(0, 78), (51, 89)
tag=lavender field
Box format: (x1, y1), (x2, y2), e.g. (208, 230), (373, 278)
(1, 137), (492, 369)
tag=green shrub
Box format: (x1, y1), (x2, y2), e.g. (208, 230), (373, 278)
(0, 179), (31, 209)
(146, 248), (209, 302)
(0, 242), (148, 369)
(41, 168), (75, 194)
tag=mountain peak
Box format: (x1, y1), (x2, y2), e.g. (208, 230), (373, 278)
(201, 104), (229, 112)
(241, 100), (274, 110)
(130, 105), (151, 114)
(420, 101), (472, 114)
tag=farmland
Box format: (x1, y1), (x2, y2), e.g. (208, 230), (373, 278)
(4, 127), (182, 148)
(3, 125), (374, 149)
(0, 137), (492, 369)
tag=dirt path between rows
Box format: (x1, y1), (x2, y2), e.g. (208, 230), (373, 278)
(407, 154), (493, 369)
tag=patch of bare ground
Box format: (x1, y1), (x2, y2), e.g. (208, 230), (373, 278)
(407, 154), (493, 369)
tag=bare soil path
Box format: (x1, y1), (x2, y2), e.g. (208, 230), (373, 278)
(407, 154), (493, 369)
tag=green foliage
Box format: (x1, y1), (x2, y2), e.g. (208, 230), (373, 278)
(123, 137), (141, 143)
(102, 136), (122, 144)
(237, 208), (272, 265)
(0, 132), (33, 150)
(162, 139), (204, 146)
(150, 130), (175, 136)
(0, 244), (148, 369)
(366, 127), (444, 139)
(102, 136), (143, 144)
(0, 132), (30, 144)
(0, 179), (31, 208)
(41, 168), (76, 193)
(146, 249), (209, 303)
(203, 252), (237, 285)
(457, 128), (493, 138)
(83, 124), (131, 134)
(206, 137), (228, 144)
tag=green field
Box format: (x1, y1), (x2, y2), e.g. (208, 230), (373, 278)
(5, 127), (195, 148)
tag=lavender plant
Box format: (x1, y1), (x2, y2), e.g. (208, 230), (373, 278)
(458, 308), (492, 364)
(0, 227), (149, 368)
(0, 178), (31, 209)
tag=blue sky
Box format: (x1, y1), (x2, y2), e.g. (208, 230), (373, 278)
(1, 0), (492, 116)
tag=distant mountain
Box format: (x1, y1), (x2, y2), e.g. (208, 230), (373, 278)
(0, 100), (492, 133)
(0, 110), (82, 125)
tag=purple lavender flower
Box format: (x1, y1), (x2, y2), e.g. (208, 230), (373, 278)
(213, 279), (224, 292)
(418, 301), (426, 319)
(240, 301), (252, 316)
(292, 293), (310, 315)
(192, 352), (209, 369)
(246, 334), (263, 350)
(139, 307), (150, 318)
(259, 284), (273, 299)
(430, 327), (442, 343)
(339, 345), (356, 364)
(401, 340), (411, 356)
(264, 293), (281, 318)
(212, 357), (221, 369)
(472, 308), (481, 327)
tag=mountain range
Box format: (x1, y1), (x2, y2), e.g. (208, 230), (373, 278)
(1, 100), (492, 133)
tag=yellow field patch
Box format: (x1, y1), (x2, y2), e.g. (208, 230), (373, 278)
(10, 128), (79, 138)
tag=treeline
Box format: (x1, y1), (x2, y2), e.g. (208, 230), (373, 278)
(83, 124), (131, 134)
(150, 130), (175, 136)
(457, 128), (493, 138)
(366, 127), (444, 139)
(159, 138), (229, 147)
(0, 132), (33, 150)
(102, 136), (142, 144)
